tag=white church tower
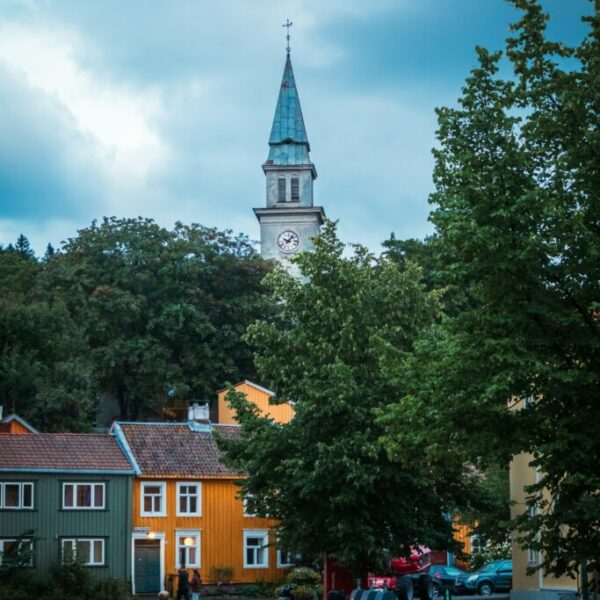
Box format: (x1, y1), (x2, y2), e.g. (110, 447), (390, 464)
(254, 31), (325, 267)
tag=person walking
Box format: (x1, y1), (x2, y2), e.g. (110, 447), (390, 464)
(176, 565), (191, 600)
(191, 569), (202, 600)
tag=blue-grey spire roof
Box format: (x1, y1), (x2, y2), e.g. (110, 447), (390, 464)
(266, 54), (312, 166)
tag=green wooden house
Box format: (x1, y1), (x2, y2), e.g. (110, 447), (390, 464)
(0, 432), (136, 582)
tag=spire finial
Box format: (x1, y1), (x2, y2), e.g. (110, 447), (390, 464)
(282, 19), (293, 55)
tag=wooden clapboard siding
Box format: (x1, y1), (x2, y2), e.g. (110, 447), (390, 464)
(132, 476), (288, 585)
(217, 381), (294, 425)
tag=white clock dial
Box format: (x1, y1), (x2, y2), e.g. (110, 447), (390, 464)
(277, 230), (300, 252)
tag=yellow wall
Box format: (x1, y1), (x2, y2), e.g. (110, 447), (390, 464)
(510, 444), (577, 592)
(217, 381), (294, 425)
(132, 476), (289, 587)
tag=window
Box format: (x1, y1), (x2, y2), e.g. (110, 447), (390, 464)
(290, 178), (299, 202)
(243, 530), (268, 568)
(243, 493), (256, 517)
(62, 483), (105, 510)
(277, 543), (296, 568)
(175, 530), (201, 568)
(177, 482), (201, 516)
(61, 538), (105, 566)
(0, 482), (33, 509)
(141, 481), (166, 516)
(278, 178), (286, 202)
(0, 539), (33, 566)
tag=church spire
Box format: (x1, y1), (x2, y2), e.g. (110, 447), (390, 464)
(254, 33), (325, 272)
(266, 53), (313, 167)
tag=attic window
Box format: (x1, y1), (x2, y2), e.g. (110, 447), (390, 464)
(291, 178), (299, 202)
(278, 178), (286, 202)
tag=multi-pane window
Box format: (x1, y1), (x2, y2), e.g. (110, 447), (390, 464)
(61, 538), (105, 566)
(291, 178), (299, 202)
(0, 539), (33, 566)
(141, 481), (166, 516)
(177, 482), (201, 516)
(176, 530), (201, 568)
(243, 530), (268, 568)
(243, 494), (257, 517)
(278, 178), (287, 202)
(62, 483), (105, 509)
(277, 544), (295, 568)
(0, 482), (33, 509)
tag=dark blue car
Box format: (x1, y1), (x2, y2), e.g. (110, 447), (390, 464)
(463, 560), (512, 596)
(428, 565), (468, 596)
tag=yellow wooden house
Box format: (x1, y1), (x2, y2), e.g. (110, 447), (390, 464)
(112, 381), (294, 595)
(509, 397), (578, 600)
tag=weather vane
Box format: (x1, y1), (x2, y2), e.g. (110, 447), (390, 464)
(282, 19), (293, 55)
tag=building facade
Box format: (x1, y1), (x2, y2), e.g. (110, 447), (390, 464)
(0, 432), (134, 581)
(509, 398), (578, 600)
(113, 406), (291, 596)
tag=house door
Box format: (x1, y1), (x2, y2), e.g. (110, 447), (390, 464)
(135, 540), (161, 593)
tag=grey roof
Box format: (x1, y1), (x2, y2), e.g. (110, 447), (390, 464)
(117, 423), (242, 478)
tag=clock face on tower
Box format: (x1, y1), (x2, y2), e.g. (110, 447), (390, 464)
(277, 230), (300, 253)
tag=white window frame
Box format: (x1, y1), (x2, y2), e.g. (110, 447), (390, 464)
(176, 482), (202, 517)
(243, 530), (269, 569)
(141, 481), (166, 517)
(62, 482), (105, 510)
(243, 493), (257, 517)
(61, 538), (105, 566)
(175, 530), (201, 569)
(277, 544), (295, 568)
(0, 538), (33, 566)
(0, 482), (34, 509)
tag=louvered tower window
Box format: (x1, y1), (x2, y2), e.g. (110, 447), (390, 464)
(291, 178), (299, 202)
(278, 178), (286, 202)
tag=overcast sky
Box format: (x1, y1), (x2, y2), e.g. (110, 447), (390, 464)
(0, 0), (590, 255)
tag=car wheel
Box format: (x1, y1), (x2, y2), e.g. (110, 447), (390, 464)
(431, 583), (440, 599)
(397, 575), (414, 600)
(477, 582), (493, 597)
(418, 575), (434, 600)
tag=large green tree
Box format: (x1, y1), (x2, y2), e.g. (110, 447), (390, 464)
(219, 221), (476, 571)
(378, 0), (600, 578)
(0, 240), (95, 431)
(0, 219), (271, 429)
(42, 217), (271, 421)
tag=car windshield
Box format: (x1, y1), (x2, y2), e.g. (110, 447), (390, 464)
(480, 562), (501, 573)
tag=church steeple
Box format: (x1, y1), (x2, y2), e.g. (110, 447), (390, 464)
(266, 54), (313, 168)
(254, 37), (325, 270)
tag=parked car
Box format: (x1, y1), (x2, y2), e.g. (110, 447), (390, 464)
(463, 560), (512, 596)
(428, 566), (468, 597)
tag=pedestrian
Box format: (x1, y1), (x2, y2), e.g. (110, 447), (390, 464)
(191, 569), (202, 600)
(176, 564), (191, 600)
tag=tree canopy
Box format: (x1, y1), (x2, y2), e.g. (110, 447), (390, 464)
(0, 217), (271, 430)
(219, 221), (477, 571)
(378, 0), (600, 578)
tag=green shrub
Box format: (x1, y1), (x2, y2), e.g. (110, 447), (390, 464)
(48, 559), (94, 600)
(286, 568), (321, 600)
(94, 577), (130, 600)
(0, 585), (32, 600)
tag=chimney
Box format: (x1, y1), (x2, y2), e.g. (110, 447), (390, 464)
(187, 401), (210, 424)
